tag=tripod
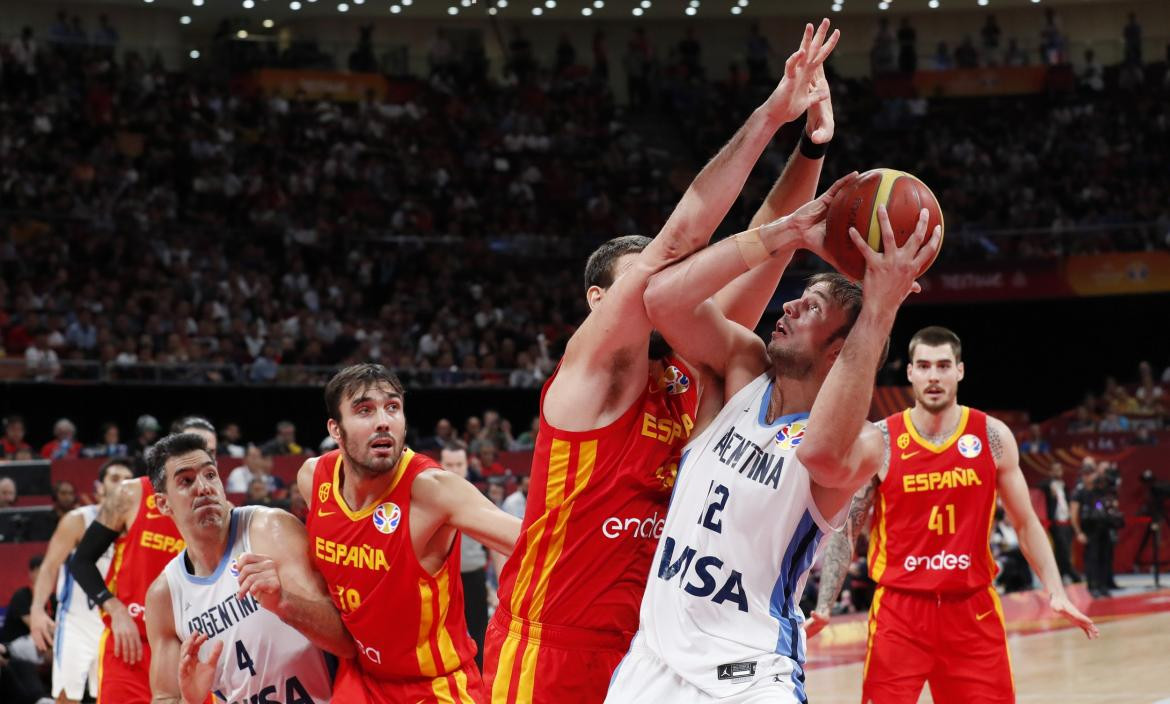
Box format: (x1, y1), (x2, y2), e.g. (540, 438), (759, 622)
(1134, 504), (1167, 589)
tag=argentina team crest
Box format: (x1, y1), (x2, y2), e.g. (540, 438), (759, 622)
(774, 420), (808, 450)
(372, 502), (402, 534)
(659, 365), (691, 395)
(957, 434), (983, 458)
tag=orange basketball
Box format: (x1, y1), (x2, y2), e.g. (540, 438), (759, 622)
(823, 168), (944, 281)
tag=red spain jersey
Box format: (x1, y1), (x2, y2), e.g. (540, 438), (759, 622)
(495, 356), (698, 636)
(307, 448), (480, 701)
(868, 407), (999, 593)
(105, 477), (185, 634)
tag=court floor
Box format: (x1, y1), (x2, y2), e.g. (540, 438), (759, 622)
(805, 581), (1170, 703)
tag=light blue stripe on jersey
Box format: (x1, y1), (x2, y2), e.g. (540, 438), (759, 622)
(666, 450), (690, 511)
(769, 510), (822, 661)
(179, 509), (239, 585)
(55, 557), (76, 666)
(756, 382), (810, 429)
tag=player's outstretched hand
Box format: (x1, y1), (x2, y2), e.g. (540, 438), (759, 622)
(772, 171), (859, 264)
(767, 19), (840, 124)
(804, 610), (830, 638)
(29, 606), (55, 654)
(805, 64), (834, 145)
(107, 598), (144, 665)
(1049, 593), (1100, 640)
(236, 552), (284, 614)
(179, 630), (223, 704)
(848, 205), (941, 307)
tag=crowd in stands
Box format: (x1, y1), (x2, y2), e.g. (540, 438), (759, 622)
(2, 11), (1169, 384)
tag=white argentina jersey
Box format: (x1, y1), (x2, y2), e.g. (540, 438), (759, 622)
(636, 372), (845, 699)
(163, 507), (332, 704)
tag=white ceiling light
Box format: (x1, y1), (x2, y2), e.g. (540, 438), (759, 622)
(242, 0), (254, 8)
(192, 0), (204, 6)
(337, 2), (349, 10)
(545, 0), (556, 7)
(641, 0), (651, 7)
(685, 6), (696, 14)
(237, 29), (248, 38)
(593, 0), (604, 7)
(532, 6), (543, 14)
(190, 49), (200, 59)
(447, 6), (458, 14)
(262, 18), (275, 27)
(487, 6), (497, 13)
(289, 1), (301, 9)
(731, 5), (742, 13)
(632, 6), (643, 15)
(928, 0), (939, 6)
(879, 1), (889, 8)
(582, 6), (592, 15)
(390, 4), (401, 12)
(180, 15), (192, 24)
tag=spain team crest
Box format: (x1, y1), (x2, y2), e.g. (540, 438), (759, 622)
(774, 421), (808, 450)
(660, 366), (691, 395)
(318, 482), (331, 504)
(372, 502), (402, 535)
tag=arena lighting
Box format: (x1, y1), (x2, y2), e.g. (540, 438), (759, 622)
(581, 6), (592, 14)
(242, 0), (254, 8)
(447, 5), (458, 13)
(641, 0), (651, 7)
(879, 1), (889, 9)
(545, 0), (557, 8)
(831, 3), (841, 10)
(460, 0), (471, 5)
(978, 0), (988, 5)
(192, 0), (204, 6)
(928, 0), (939, 7)
(391, 4), (402, 12)
(354, 0), (365, 4)
(632, 6), (643, 15)
(488, 6), (497, 13)
(262, 18), (275, 27)
(337, 2), (349, 9)
(730, 5), (741, 13)
(495, 0), (506, 7)
(685, 6), (696, 15)
(689, 0), (699, 5)
(190, 49), (200, 59)
(532, 6), (543, 14)
(180, 15), (192, 24)
(402, 0), (413, 5)
(738, 0), (749, 6)
(236, 29), (248, 38)
(289, 1), (301, 9)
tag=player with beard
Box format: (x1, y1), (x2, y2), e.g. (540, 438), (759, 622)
(297, 363), (521, 704)
(28, 457), (134, 704)
(486, 20), (840, 704)
(68, 417), (218, 704)
(143, 432), (346, 704)
(811, 326), (1097, 703)
(604, 190), (939, 701)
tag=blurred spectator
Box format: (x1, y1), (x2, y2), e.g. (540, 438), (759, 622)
(871, 17), (896, 76)
(0, 478), (16, 508)
(1004, 38), (1027, 67)
(50, 480), (77, 521)
(6, 28), (38, 100)
(473, 443), (506, 478)
(1135, 361), (1164, 410)
(261, 421), (305, 456)
(955, 36), (979, 69)
(1039, 7), (1066, 65)
(486, 477), (506, 507)
(0, 555), (45, 652)
(625, 27), (652, 110)
(133, 415), (161, 460)
(980, 15), (1002, 65)
(1071, 459), (1123, 598)
(24, 330), (60, 381)
(84, 422), (128, 458)
(418, 418), (456, 452)
(438, 443), (489, 667)
(745, 23), (771, 84)
(1019, 423), (1051, 454)
(244, 477), (277, 507)
(94, 14), (118, 51)
(1079, 50), (1104, 93)
(1, 417), (31, 459)
(593, 29), (608, 79)
(1123, 12), (1142, 66)
(40, 418), (81, 460)
(511, 417), (540, 451)
(1132, 426), (1158, 446)
(554, 33), (576, 76)
(930, 42), (953, 71)
(219, 423), (247, 458)
(1097, 410), (1130, 433)
(1041, 462), (1081, 584)
(226, 444), (279, 494)
(501, 475), (529, 520)
(990, 505), (1031, 593)
(896, 18), (917, 74)
(1067, 405), (1096, 434)
(287, 483), (308, 523)
(678, 27), (703, 78)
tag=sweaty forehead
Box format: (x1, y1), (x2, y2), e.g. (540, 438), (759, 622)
(346, 383), (401, 404)
(167, 450), (213, 475)
(912, 343), (958, 364)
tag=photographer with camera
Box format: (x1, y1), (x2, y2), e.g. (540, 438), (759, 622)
(1071, 457), (1125, 598)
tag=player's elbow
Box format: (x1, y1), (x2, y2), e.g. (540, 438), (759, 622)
(798, 448), (856, 490)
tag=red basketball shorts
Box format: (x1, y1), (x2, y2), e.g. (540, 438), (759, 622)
(862, 585), (1014, 704)
(330, 657), (487, 704)
(97, 628), (152, 704)
(484, 612), (630, 704)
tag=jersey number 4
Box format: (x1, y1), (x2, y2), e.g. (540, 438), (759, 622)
(236, 640), (256, 676)
(928, 504), (957, 535)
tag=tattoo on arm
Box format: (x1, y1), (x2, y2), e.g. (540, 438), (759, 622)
(876, 420), (891, 479)
(988, 422), (1004, 464)
(815, 479), (879, 615)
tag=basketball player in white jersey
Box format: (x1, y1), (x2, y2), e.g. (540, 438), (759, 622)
(143, 432), (354, 704)
(28, 457), (134, 703)
(604, 193), (941, 702)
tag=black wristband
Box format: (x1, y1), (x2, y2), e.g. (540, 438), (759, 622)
(70, 520), (121, 606)
(799, 131), (828, 160)
(93, 588), (114, 609)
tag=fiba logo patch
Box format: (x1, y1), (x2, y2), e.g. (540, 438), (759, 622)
(318, 482), (331, 504)
(957, 434), (982, 458)
(228, 558), (240, 578)
(372, 503), (402, 535)
(660, 366), (691, 395)
(774, 421), (807, 450)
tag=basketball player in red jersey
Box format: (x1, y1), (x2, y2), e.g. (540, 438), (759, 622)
(68, 417), (217, 703)
(297, 363), (521, 704)
(486, 20), (841, 704)
(812, 326), (1098, 703)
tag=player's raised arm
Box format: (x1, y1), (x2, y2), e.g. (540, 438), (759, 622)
(715, 64), (835, 329)
(558, 20), (839, 376)
(991, 417), (1099, 639)
(797, 207), (939, 502)
(236, 507), (357, 657)
(413, 469), (522, 556)
(29, 508), (86, 652)
(643, 173), (859, 394)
